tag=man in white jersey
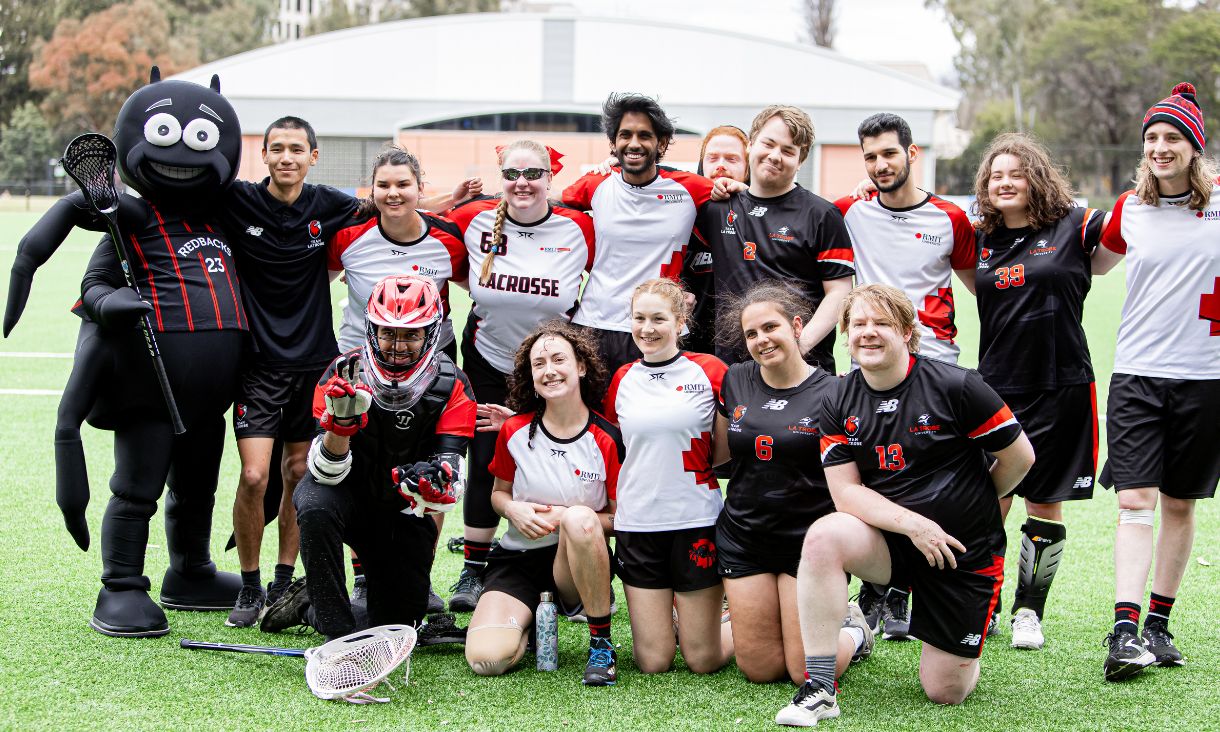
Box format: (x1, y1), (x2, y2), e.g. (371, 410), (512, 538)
(563, 93), (713, 374)
(1092, 82), (1220, 682)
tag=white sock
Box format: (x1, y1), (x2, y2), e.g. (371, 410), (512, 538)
(844, 626), (865, 652)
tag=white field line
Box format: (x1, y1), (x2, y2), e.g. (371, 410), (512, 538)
(0, 352), (74, 358)
(0, 388), (62, 396)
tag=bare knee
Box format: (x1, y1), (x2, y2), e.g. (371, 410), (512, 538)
(560, 506), (603, 541)
(238, 464), (270, 494)
(633, 646), (674, 674)
(1117, 488), (1158, 511)
(801, 518), (849, 571)
(465, 626), (526, 677)
(1159, 496), (1195, 522)
(737, 654), (785, 683)
(281, 453), (308, 487)
(925, 684), (971, 706)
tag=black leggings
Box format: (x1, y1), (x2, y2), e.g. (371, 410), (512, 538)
(459, 334), (508, 530)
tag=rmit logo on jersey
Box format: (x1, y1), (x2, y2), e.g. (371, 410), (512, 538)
(676, 383), (708, 393)
(761, 398), (788, 411)
(410, 264), (441, 277)
(747, 206), (768, 217)
(915, 232), (943, 245)
(649, 372), (667, 381)
(875, 399), (900, 413)
(573, 468), (603, 482)
(656, 193), (687, 203)
(539, 247), (571, 253)
(177, 236), (232, 257)
(550, 448), (567, 459)
(909, 412), (942, 435)
(1200, 210), (1220, 221)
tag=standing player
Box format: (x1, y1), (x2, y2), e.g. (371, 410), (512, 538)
(713, 282), (872, 684)
(218, 117), (360, 627)
(465, 321), (621, 686)
(260, 275), (476, 639)
(695, 105), (854, 370)
(445, 140), (595, 613)
(776, 284), (1034, 726)
(971, 132), (1109, 649)
(563, 93), (713, 374)
(604, 278), (733, 675)
(1091, 83), (1220, 681)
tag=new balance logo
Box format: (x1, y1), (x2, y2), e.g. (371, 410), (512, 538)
(1073, 476), (1093, 489)
(876, 399), (900, 413)
(761, 399), (788, 410)
(649, 372), (666, 381)
(961, 633), (982, 647)
(747, 206), (768, 217)
(245, 226), (264, 237)
(550, 449), (567, 458)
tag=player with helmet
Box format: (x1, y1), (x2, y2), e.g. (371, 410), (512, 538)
(260, 275), (476, 639)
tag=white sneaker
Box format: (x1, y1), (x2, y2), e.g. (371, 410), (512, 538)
(775, 680), (840, 727)
(1011, 607), (1045, 650)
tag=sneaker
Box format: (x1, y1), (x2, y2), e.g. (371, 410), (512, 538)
(350, 575), (367, 610)
(1011, 608), (1045, 650)
(266, 577), (293, 607)
(1142, 621), (1185, 667)
(427, 584), (445, 614)
(855, 582), (884, 633)
(986, 610), (1001, 637)
(582, 637), (617, 686)
(446, 536), (465, 553)
(1103, 628), (1156, 681)
(842, 601), (875, 663)
(418, 612), (467, 646)
(881, 589), (911, 641)
(448, 567), (484, 613)
(224, 584), (266, 628)
(775, 680), (840, 727)
(259, 577), (311, 634)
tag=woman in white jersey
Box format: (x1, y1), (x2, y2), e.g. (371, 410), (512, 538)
(603, 278), (733, 674)
(445, 140), (595, 613)
(464, 321), (621, 687)
(1091, 83), (1220, 682)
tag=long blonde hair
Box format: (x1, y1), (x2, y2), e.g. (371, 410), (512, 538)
(479, 140), (551, 286)
(1133, 153), (1217, 211)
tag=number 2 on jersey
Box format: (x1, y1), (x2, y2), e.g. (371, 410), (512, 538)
(742, 241), (757, 261)
(755, 435), (773, 461)
(994, 264), (1024, 289)
(874, 444), (906, 470)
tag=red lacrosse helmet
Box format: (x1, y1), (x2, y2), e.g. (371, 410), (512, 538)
(362, 275), (443, 410)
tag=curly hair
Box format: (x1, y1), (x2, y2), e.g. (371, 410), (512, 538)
(715, 280), (812, 355)
(972, 132), (1075, 234)
(506, 320), (608, 448)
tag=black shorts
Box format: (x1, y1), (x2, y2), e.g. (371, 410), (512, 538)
(614, 526), (722, 592)
(882, 531), (1004, 658)
(233, 363), (329, 441)
(1101, 374), (1220, 499)
(1000, 383), (1098, 503)
(715, 515), (801, 579)
(481, 543), (591, 618)
(585, 327), (642, 379)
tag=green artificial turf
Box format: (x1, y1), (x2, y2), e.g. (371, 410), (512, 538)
(0, 204), (1217, 731)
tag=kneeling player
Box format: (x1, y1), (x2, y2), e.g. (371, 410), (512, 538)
(261, 275), (476, 639)
(464, 322), (622, 686)
(776, 284), (1034, 727)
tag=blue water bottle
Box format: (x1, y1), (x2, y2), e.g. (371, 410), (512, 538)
(536, 591), (559, 671)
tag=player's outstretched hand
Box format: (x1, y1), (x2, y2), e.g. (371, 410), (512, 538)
(710, 177), (747, 201)
(320, 354), (372, 436)
(904, 515), (966, 570)
(504, 501), (557, 540)
(475, 403), (514, 432)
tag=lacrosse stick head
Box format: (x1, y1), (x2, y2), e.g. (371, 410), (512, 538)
(303, 624), (417, 702)
(62, 133), (121, 216)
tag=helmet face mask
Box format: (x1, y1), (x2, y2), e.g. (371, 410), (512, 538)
(362, 275), (443, 411)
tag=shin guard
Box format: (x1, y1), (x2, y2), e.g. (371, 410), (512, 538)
(1013, 516), (1067, 617)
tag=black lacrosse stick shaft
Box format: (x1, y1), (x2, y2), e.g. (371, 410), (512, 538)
(180, 638), (308, 657)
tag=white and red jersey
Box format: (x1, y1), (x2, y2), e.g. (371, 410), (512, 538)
(488, 411), (624, 551)
(327, 213), (468, 352)
(837, 193), (975, 363)
(447, 197), (595, 373)
(603, 351), (727, 531)
(1102, 187), (1220, 379)
(563, 168), (713, 332)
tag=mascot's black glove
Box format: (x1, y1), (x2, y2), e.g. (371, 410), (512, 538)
(391, 459), (458, 517)
(82, 285), (153, 330)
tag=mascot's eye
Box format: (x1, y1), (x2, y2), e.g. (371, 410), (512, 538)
(183, 118), (220, 151)
(144, 113), (182, 147)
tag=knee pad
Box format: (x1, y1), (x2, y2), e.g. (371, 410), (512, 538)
(1118, 508), (1155, 526)
(466, 620), (526, 676)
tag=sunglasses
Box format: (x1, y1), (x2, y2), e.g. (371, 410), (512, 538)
(501, 167), (548, 181)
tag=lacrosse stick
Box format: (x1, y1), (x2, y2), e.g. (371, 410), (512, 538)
(60, 133), (185, 435)
(181, 624), (417, 703)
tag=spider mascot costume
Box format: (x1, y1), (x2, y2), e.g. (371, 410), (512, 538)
(3, 68), (247, 637)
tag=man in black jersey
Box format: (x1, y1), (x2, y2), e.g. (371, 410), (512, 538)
(776, 284), (1033, 727)
(695, 106), (853, 370)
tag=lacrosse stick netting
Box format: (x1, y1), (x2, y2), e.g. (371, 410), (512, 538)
(304, 624), (417, 703)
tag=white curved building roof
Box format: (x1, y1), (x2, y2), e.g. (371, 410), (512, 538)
(174, 12), (960, 144)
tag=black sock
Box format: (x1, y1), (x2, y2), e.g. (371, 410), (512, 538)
(588, 614), (612, 642)
(240, 569), (261, 589)
(351, 557), (363, 579)
(464, 539), (492, 572)
(1114, 602), (1141, 633)
(1147, 593), (1175, 627)
(273, 563), (294, 586)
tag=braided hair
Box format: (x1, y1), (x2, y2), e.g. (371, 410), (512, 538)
(479, 140), (552, 286)
(506, 320), (607, 448)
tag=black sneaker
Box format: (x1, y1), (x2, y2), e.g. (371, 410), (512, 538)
(225, 584), (265, 628)
(881, 588), (911, 640)
(350, 575), (367, 611)
(774, 679), (839, 727)
(266, 577), (293, 607)
(1103, 628), (1156, 681)
(418, 612), (467, 646)
(260, 577), (311, 634)
(1142, 621), (1185, 667)
(986, 610), (1001, 638)
(427, 584), (445, 614)
(855, 582), (884, 633)
(448, 567), (484, 613)
(446, 536), (465, 553)
(582, 637), (617, 686)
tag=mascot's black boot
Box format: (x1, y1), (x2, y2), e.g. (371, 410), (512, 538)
(160, 567), (242, 611)
(90, 584), (169, 638)
(159, 488), (240, 611)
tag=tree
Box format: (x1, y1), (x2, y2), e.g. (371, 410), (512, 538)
(0, 1), (57, 130)
(0, 102), (59, 192)
(29, 0), (199, 136)
(801, 0), (836, 48)
(164, 0), (276, 63)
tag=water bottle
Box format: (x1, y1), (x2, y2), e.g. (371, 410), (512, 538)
(535, 591), (559, 671)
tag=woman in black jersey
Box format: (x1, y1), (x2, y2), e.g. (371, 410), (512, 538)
(971, 133), (1113, 650)
(712, 282), (873, 684)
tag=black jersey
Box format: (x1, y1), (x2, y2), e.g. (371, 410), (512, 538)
(695, 185), (854, 368)
(218, 179), (359, 370)
(975, 207), (1106, 391)
(717, 361), (836, 546)
(820, 356), (1023, 568)
(681, 232), (716, 354)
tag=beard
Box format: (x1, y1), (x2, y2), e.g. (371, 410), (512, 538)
(872, 160), (911, 193)
(616, 147), (658, 177)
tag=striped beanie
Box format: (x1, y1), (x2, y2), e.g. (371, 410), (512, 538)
(1143, 82), (1205, 150)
